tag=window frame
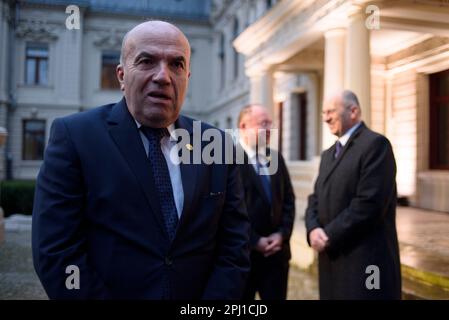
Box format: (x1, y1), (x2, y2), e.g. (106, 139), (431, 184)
(429, 69), (449, 170)
(22, 119), (46, 161)
(25, 43), (49, 86)
(100, 50), (121, 90)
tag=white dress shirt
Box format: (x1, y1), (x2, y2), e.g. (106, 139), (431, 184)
(338, 121), (362, 147)
(135, 121), (184, 218)
(239, 139), (271, 180)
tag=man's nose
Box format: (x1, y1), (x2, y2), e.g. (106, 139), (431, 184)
(153, 62), (171, 85)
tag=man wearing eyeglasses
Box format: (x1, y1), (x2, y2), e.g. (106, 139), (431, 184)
(237, 104), (295, 300)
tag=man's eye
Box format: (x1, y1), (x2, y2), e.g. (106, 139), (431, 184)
(137, 58), (154, 65)
(173, 61), (184, 69)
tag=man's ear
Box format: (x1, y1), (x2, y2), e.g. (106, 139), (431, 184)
(350, 105), (358, 120)
(116, 64), (125, 91)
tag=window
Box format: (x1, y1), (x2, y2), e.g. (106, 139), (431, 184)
(25, 43), (49, 85)
(233, 18), (239, 79)
(266, 0), (274, 10)
(297, 93), (307, 161)
(101, 51), (120, 90)
(22, 120), (46, 160)
(278, 101), (283, 154)
(429, 69), (449, 170)
(219, 33), (225, 89)
(226, 116), (233, 129)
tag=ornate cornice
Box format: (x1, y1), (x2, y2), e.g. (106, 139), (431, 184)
(16, 20), (59, 42)
(234, 0), (345, 56)
(387, 36), (449, 67)
(92, 29), (125, 50)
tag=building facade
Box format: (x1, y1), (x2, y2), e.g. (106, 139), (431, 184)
(1, 0), (448, 268)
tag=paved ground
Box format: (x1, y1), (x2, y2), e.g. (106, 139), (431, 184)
(4, 207), (446, 300)
(396, 207), (449, 279)
(0, 220), (47, 300)
(0, 215), (318, 300)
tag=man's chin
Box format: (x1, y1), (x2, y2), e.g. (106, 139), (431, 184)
(140, 111), (176, 128)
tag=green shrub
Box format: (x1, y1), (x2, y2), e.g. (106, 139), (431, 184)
(0, 180), (36, 217)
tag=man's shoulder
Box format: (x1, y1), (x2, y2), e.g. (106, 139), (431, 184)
(358, 125), (391, 146)
(56, 103), (115, 127)
(177, 114), (227, 136)
(178, 114), (218, 129)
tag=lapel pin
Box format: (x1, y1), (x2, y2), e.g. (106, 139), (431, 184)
(186, 143), (193, 151)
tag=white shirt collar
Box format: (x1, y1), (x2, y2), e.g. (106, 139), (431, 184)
(239, 138), (270, 163)
(338, 121), (362, 147)
(134, 119), (177, 142)
(239, 139), (256, 159)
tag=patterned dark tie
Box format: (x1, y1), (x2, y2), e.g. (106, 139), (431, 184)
(141, 126), (178, 242)
(255, 156), (272, 204)
(334, 141), (343, 159)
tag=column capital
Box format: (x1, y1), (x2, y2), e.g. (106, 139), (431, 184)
(324, 28), (346, 39)
(347, 4), (365, 19)
(246, 63), (272, 79)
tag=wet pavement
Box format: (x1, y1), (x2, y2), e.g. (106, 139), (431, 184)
(396, 207), (449, 278)
(396, 207), (449, 299)
(1, 207), (447, 300)
(0, 215), (318, 300)
(0, 221), (47, 300)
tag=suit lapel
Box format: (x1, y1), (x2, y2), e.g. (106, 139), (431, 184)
(322, 122), (366, 184)
(106, 98), (168, 239)
(175, 115), (198, 228)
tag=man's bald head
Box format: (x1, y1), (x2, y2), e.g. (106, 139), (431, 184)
(116, 20), (191, 128)
(120, 20), (191, 65)
(322, 90), (362, 137)
(238, 104), (272, 147)
(238, 104), (269, 128)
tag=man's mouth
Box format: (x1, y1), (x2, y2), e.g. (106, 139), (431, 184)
(147, 91), (171, 100)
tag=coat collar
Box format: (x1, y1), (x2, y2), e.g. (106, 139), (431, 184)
(321, 121), (367, 184)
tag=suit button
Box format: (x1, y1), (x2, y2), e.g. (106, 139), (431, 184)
(165, 257), (172, 266)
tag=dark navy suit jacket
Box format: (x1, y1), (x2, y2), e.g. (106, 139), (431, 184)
(32, 98), (250, 299)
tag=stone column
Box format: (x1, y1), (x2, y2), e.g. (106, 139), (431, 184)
(345, 7), (371, 126)
(249, 68), (274, 116)
(322, 28), (346, 150)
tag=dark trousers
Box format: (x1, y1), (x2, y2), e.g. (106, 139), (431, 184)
(243, 250), (290, 300)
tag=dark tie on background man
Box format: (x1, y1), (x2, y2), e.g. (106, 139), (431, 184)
(255, 156), (272, 204)
(141, 126), (179, 241)
(334, 141), (343, 159)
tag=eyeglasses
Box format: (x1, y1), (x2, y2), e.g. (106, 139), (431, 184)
(322, 108), (337, 117)
(257, 120), (272, 129)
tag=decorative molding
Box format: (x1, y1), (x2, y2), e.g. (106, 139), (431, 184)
(93, 29), (125, 50)
(234, 0), (344, 56)
(387, 36), (449, 65)
(384, 37), (449, 75)
(16, 20), (59, 42)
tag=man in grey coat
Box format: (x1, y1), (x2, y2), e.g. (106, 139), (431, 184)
(305, 90), (401, 299)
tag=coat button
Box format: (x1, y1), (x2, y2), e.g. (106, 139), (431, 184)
(165, 257), (172, 266)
